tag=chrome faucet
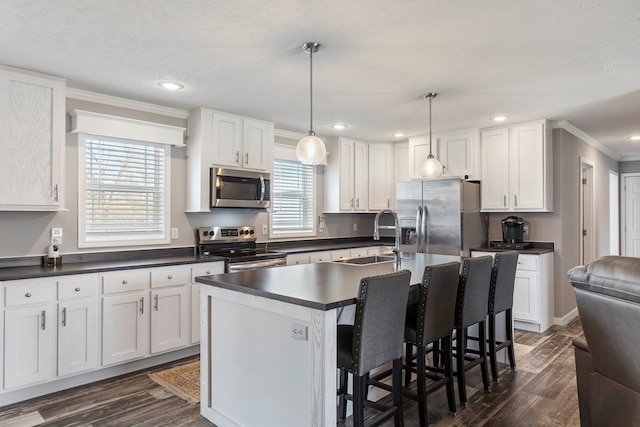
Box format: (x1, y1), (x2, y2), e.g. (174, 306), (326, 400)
(373, 209), (402, 255)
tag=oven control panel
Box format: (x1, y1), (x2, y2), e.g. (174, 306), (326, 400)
(197, 226), (256, 243)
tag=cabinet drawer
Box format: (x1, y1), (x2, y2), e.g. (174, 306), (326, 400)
(516, 255), (538, 271)
(5, 282), (51, 307)
(191, 263), (225, 281)
(151, 268), (190, 289)
(58, 276), (99, 300)
(102, 271), (149, 294)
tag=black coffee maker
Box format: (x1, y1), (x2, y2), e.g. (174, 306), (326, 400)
(502, 216), (524, 244)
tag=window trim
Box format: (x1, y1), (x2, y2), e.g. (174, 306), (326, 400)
(77, 132), (171, 248)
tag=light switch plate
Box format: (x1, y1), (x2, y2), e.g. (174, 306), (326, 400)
(51, 228), (62, 245)
(291, 323), (308, 341)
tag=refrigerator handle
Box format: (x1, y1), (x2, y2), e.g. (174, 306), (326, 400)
(416, 206), (423, 252)
(421, 205), (429, 253)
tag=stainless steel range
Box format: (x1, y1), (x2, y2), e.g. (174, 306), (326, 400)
(196, 226), (287, 272)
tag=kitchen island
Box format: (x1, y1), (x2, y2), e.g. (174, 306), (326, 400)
(196, 252), (460, 427)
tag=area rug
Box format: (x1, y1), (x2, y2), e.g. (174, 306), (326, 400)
(148, 361), (200, 405)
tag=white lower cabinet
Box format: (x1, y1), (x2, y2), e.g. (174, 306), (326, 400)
(471, 251), (554, 333)
(286, 253), (310, 266)
(150, 286), (189, 354)
(57, 274), (99, 377)
(3, 278), (56, 390)
(102, 291), (149, 366)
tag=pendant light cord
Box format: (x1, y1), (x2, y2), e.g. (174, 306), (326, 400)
(309, 46), (314, 136)
(429, 94), (432, 155)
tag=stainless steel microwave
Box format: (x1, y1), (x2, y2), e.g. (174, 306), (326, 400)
(210, 168), (270, 209)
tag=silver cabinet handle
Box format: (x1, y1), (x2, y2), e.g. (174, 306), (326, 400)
(62, 307), (67, 327)
(139, 297), (144, 314)
(41, 310), (46, 330)
(350, 198), (354, 207)
(235, 151), (240, 164)
(54, 184), (59, 202)
(154, 294), (159, 311)
(387, 199), (390, 208)
(168, 275), (173, 280)
(75, 287), (81, 292)
(356, 198), (359, 208)
(503, 195), (507, 207)
(514, 194), (518, 207)
(25, 292), (32, 298)
(206, 270), (211, 274)
(122, 280), (128, 285)
(245, 152), (249, 165)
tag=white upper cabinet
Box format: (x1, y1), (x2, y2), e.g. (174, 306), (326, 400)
(0, 67), (65, 211)
(394, 141), (410, 184)
(324, 137), (369, 212)
(436, 128), (480, 180)
(186, 108), (274, 212)
(481, 120), (553, 212)
(368, 142), (394, 211)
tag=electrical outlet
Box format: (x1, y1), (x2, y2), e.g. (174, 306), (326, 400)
(51, 228), (62, 245)
(171, 227), (178, 239)
(262, 224), (268, 236)
(291, 323), (308, 341)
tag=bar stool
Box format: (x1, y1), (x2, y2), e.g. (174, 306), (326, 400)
(453, 255), (493, 406)
(402, 261), (461, 427)
(337, 270), (411, 427)
(487, 251), (519, 382)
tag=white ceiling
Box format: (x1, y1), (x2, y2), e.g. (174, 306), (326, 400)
(2, 0), (639, 159)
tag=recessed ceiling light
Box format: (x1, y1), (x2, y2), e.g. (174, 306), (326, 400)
(157, 81), (184, 91)
(393, 132), (405, 138)
(331, 123), (348, 130)
(492, 115), (507, 122)
(631, 135), (640, 141)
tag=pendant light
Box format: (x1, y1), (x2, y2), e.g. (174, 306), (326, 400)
(296, 42), (327, 165)
(420, 92), (443, 178)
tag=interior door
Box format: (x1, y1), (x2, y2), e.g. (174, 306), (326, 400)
(623, 175), (640, 256)
(580, 158), (595, 264)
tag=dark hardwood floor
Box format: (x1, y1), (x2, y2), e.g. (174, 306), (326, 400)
(0, 318), (583, 426)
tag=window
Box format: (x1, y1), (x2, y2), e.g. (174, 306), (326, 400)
(271, 158), (315, 236)
(78, 134), (170, 247)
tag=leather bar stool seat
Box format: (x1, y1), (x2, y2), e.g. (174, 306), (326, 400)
(337, 270), (411, 427)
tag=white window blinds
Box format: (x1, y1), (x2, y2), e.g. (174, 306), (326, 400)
(272, 159), (314, 234)
(81, 135), (168, 245)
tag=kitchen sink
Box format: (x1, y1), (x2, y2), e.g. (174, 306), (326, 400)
(332, 254), (397, 265)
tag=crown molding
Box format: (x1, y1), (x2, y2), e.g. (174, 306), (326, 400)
(274, 128), (306, 140)
(552, 120), (621, 161)
(65, 87), (189, 119)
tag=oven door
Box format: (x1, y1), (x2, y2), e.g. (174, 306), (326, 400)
(227, 257), (286, 273)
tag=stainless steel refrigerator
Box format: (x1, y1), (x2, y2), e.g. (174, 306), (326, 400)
(396, 178), (487, 256)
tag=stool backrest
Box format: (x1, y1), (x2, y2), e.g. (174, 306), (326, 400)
(456, 256), (493, 329)
(353, 269), (411, 376)
(416, 261), (461, 345)
(490, 251), (519, 315)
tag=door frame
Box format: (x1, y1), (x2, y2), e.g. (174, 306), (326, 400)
(579, 157), (595, 265)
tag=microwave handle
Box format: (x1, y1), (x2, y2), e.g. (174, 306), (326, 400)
(259, 175), (266, 203)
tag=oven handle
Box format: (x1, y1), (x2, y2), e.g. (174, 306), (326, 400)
(228, 257), (286, 272)
(259, 175), (266, 203)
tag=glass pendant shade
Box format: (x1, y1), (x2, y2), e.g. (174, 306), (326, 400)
(296, 134), (326, 165)
(420, 154), (443, 178)
(296, 42), (327, 165)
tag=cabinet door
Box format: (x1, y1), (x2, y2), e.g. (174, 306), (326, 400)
(211, 112), (243, 167)
(512, 270), (539, 323)
(308, 251), (330, 263)
(438, 129), (478, 179)
(368, 143), (394, 211)
(286, 253), (310, 266)
(151, 286), (189, 354)
(338, 139), (355, 211)
(481, 128), (510, 211)
(4, 305), (53, 389)
(242, 119), (271, 171)
(353, 141), (369, 211)
(102, 292), (149, 366)
(394, 142), (410, 184)
(58, 298), (99, 376)
(0, 69), (64, 210)
(330, 250), (352, 260)
(510, 123), (545, 210)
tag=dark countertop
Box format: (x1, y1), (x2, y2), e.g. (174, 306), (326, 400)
(0, 253), (225, 281)
(470, 241), (554, 255)
(196, 252), (461, 311)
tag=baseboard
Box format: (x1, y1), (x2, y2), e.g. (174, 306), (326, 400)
(555, 308), (579, 326)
